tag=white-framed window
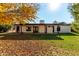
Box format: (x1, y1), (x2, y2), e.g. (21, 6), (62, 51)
(26, 26), (31, 31)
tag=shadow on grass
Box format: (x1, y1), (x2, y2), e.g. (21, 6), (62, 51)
(0, 32), (78, 40)
(0, 33), (64, 40)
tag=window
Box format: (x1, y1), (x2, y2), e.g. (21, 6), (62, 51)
(48, 26), (51, 27)
(26, 26), (31, 31)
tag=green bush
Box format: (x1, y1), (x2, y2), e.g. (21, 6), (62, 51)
(71, 23), (79, 33)
(0, 25), (11, 33)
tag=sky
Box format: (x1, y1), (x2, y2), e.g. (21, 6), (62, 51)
(35, 3), (74, 24)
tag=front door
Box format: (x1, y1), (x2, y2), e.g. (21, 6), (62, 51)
(16, 25), (20, 33)
(33, 26), (38, 33)
(57, 25), (60, 33)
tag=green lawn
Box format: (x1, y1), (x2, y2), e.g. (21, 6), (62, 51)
(0, 32), (79, 56)
(48, 33), (79, 50)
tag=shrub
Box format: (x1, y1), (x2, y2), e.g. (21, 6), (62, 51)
(0, 25), (11, 33)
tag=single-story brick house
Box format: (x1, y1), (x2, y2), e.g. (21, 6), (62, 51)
(13, 23), (71, 34)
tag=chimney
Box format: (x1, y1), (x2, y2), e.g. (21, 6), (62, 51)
(40, 20), (45, 24)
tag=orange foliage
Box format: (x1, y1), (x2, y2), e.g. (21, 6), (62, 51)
(0, 3), (39, 25)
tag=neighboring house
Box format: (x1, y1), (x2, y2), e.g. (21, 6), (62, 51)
(13, 23), (71, 34)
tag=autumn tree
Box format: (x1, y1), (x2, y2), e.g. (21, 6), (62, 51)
(0, 3), (39, 32)
(69, 3), (79, 33)
(0, 3), (39, 25)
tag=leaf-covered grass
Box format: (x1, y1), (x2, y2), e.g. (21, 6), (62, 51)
(0, 32), (79, 56)
(47, 32), (79, 55)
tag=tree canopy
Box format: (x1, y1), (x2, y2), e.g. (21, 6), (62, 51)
(69, 3), (79, 32)
(0, 3), (39, 25)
